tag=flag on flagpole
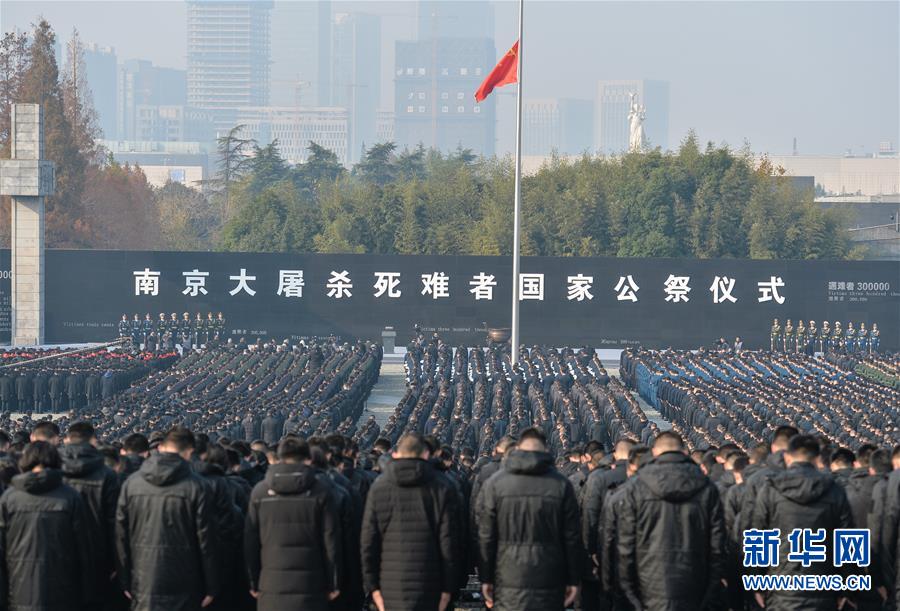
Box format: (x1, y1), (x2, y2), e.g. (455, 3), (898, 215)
(474, 41), (519, 102)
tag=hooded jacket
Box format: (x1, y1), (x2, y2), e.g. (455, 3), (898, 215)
(244, 462), (342, 611)
(60, 442), (121, 602)
(115, 452), (219, 611)
(751, 461), (853, 611)
(361, 457), (459, 611)
(477, 450), (582, 611)
(0, 469), (95, 611)
(617, 451), (726, 611)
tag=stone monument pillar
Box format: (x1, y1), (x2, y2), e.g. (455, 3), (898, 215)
(0, 104), (55, 346)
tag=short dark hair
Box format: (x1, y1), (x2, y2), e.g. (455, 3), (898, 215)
(31, 421), (60, 441)
(830, 448), (855, 468)
(19, 441), (61, 472)
(123, 433), (150, 454)
(628, 446), (651, 468)
(750, 442), (770, 464)
(652, 431), (685, 452)
(278, 437), (311, 463)
(869, 449), (892, 475)
(518, 427), (547, 446)
(787, 434), (820, 460)
(856, 444), (877, 468)
(395, 433), (427, 457)
(162, 426), (195, 453)
(204, 444), (229, 469)
(66, 421), (95, 444)
(732, 455), (750, 474)
(773, 426), (799, 446)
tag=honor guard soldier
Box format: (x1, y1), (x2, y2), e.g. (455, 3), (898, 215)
(194, 313), (204, 348)
(168, 313), (180, 350)
(180, 312), (192, 349)
(871, 323), (880, 352)
(833, 321), (843, 352)
(845, 322), (856, 352)
(158, 313), (171, 351)
(142, 313), (154, 348)
(770, 318), (782, 352)
(795, 320), (807, 353)
(858, 323), (868, 353)
(807, 320), (818, 354)
(131, 314), (142, 348)
(205, 312), (215, 346)
(783, 319), (794, 353)
(118, 315), (131, 340)
(213, 312), (226, 344)
(820, 321), (831, 353)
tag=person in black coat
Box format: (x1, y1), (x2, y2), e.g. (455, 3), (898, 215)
(751, 434), (854, 611)
(115, 426), (219, 611)
(361, 432), (459, 611)
(0, 441), (95, 611)
(477, 427), (582, 611)
(617, 432), (726, 611)
(60, 422), (122, 610)
(244, 437), (342, 611)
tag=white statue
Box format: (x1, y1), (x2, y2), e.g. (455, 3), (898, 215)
(628, 92), (646, 153)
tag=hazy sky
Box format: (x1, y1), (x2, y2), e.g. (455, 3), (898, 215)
(3, 0), (898, 156)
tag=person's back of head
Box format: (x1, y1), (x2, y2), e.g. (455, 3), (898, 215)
(30, 421), (60, 444)
(19, 441), (61, 473)
(517, 427), (547, 453)
(829, 448), (855, 471)
(278, 437), (311, 464)
(856, 444), (877, 468)
(627, 446), (651, 476)
(159, 426), (195, 460)
(494, 435), (516, 457)
(373, 437), (391, 455)
(869, 449), (892, 476)
(394, 433), (428, 459)
(613, 438), (637, 461)
(750, 442), (770, 465)
(771, 426), (799, 452)
(651, 431), (685, 457)
(785, 434), (819, 465)
(65, 421), (95, 445)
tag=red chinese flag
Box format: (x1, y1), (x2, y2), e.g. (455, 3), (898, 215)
(474, 41), (519, 102)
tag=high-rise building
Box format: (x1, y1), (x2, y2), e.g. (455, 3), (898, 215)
(186, 0), (273, 124)
(332, 12), (380, 164)
(595, 80), (669, 155)
(235, 107), (350, 166)
(416, 0), (494, 39)
(132, 105), (214, 143)
(394, 39), (496, 156)
(81, 43), (118, 139)
(375, 110), (395, 145)
(271, 0), (331, 106)
(117, 59), (188, 141)
(524, 98), (594, 156)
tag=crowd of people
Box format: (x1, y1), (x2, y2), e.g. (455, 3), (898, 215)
(0, 333), (899, 610)
(117, 312), (227, 351)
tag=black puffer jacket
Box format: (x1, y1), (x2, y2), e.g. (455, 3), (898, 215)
(477, 450), (582, 611)
(195, 461), (244, 604)
(751, 462), (853, 611)
(361, 458), (458, 611)
(115, 452), (219, 611)
(60, 442), (121, 603)
(0, 469), (95, 611)
(581, 460), (627, 558)
(617, 451), (725, 611)
(244, 463), (342, 611)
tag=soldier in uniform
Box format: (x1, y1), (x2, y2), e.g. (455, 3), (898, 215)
(168, 312), (180, 350)
(845, 322), (856, 353)
(118, 315), (131, 340)
(833, 321), (844, 352)
(858, 322), (868, 353)
(206, 312), (215, 346)
(180, 312), (193, 349)
(214, 312), (226, 344)
(158, 313), (170, 351)
(819, 321), (831, 353)
(131, 314), (143, 348)
(870, 323), (880, 352)
(142, 313), (154, 349)
(783, 319), (794, 353)
(807, 320), (818, 355)
(795, 320), (807, 354)
(194, 313), (204, 348)
(770, 318), (782, 352)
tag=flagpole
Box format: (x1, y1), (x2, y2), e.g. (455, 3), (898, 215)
(510, 0), (524, 366)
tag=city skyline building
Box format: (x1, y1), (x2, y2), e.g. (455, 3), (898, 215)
(186, 0), (273, 127)
(271, 0), (331, 106)
(523, 98), (594, 156)
(595, 79), (670, 155)
(117, 59), (188, 141)
(234, 106), (350, 166)
(81, 43), (118, 140)
(332, 12), (381, 164)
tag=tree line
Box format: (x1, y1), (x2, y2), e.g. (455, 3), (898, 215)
(1, 19), (858, 260)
